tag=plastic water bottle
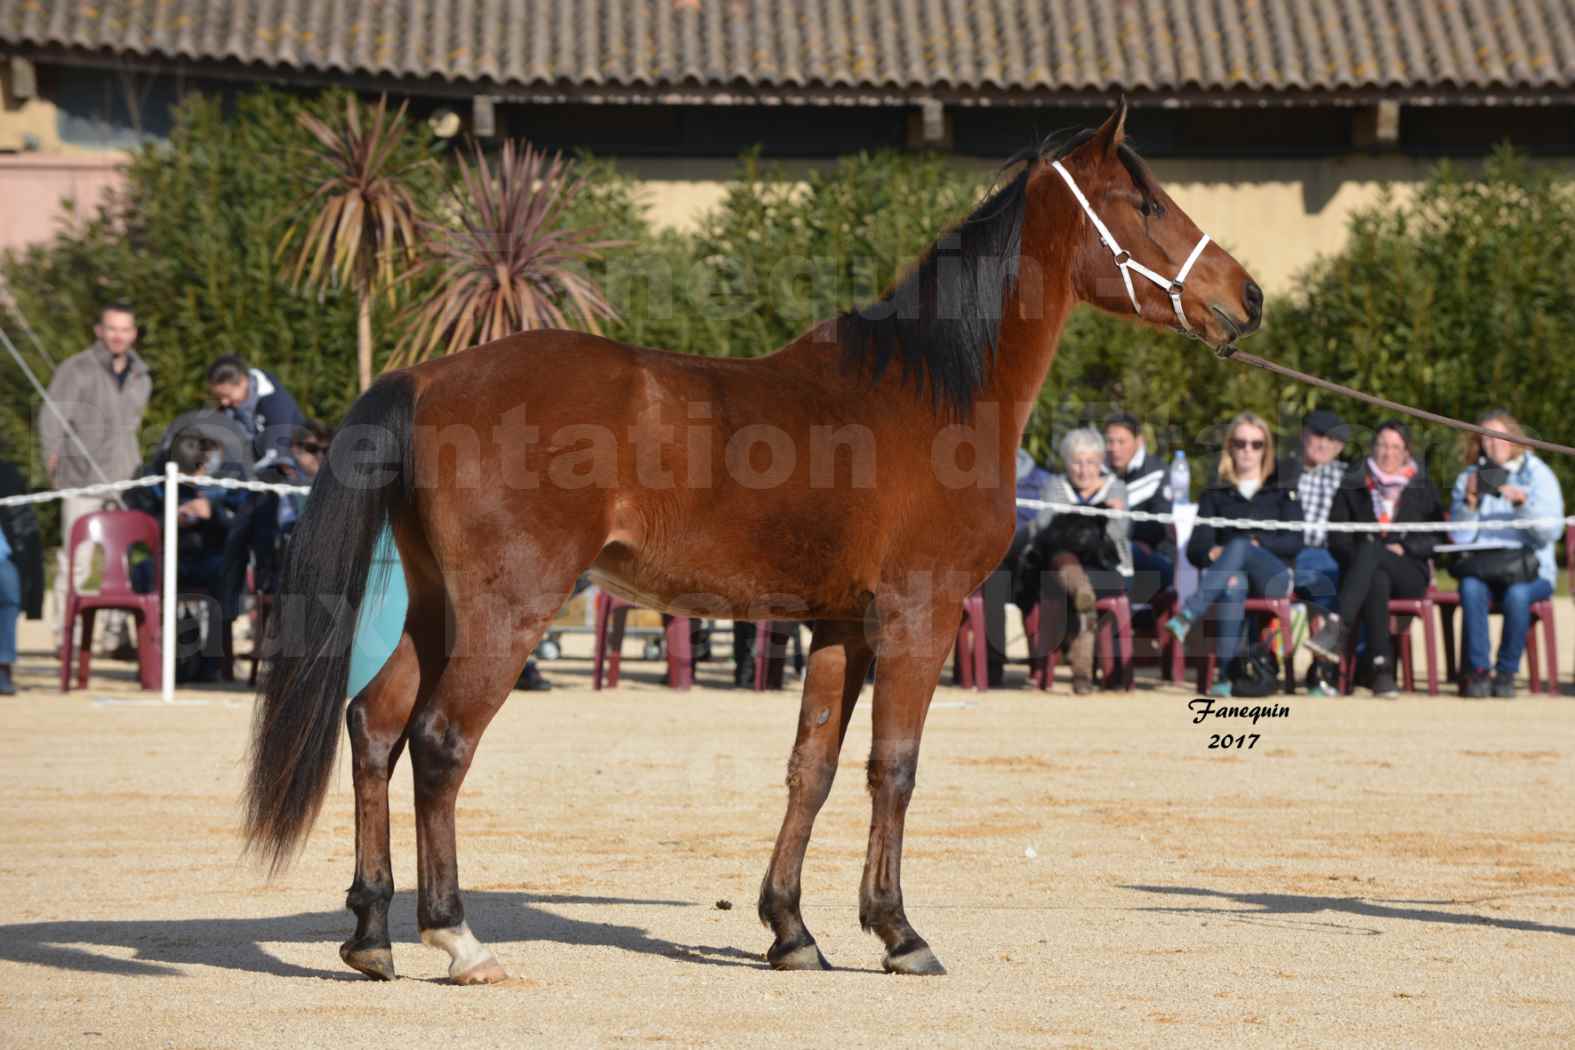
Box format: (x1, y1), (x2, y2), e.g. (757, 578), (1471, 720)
(1168, 451), (1192, 506)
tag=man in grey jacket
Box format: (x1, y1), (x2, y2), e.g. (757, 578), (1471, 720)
(39, 304), (152, 650)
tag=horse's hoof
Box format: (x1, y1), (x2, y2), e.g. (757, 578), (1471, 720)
(769, 941), (832, 971)
(450, 956), (509, 985)
(339, 942), (396, 981)
(883, 943), (946, 976)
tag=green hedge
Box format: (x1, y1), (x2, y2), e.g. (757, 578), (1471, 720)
(5, 89), (1572, 513)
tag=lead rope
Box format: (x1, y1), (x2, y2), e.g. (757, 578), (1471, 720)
(1221, 348), (1575, 459)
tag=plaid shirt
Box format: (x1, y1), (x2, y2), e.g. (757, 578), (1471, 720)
(1297, 460), (1344, 547)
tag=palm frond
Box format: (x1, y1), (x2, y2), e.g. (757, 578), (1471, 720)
(277, 95), (427, 300)
(389, 138), (624, 368)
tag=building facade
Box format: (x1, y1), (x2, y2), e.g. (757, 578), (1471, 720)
(4, 1), (1574, 290)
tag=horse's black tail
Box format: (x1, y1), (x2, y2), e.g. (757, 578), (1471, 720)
(243, 373), (416, 873)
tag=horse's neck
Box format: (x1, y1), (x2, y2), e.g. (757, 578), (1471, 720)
(982, 276), (1076, 455)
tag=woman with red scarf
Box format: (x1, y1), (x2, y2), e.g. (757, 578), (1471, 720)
(1305, 421), (1445, 697)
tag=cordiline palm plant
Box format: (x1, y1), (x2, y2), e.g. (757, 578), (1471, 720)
(278, 94), (428, 390)
(388, 140), (620, 367)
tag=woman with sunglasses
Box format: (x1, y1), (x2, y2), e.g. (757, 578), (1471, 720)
(1165, 411), (1303, 697)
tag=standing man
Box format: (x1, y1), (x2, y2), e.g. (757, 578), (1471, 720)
(1279, 407), (1349, 695)
(40, 304), (152, 652)
(206, 355), (307, 468)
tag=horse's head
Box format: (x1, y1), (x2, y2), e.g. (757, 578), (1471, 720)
(1043, 100), (1262, 353)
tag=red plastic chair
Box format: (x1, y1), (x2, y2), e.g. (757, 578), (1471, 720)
(1318, 563), (1442, 697)
(1334, 605), (1440, 695)
(59, 510), (162, 692)
(1024, 593), (1134, 691)
(592, 590), (693, 690)
(1434, 582), (1558, 696)
(748, 621), (794, 691)
(1177, 594), (1298, 695)
(952, 590), (990, 691)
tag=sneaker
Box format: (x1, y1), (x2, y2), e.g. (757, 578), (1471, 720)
(1304, 614), (1347, 663)
(0, 664), (14, 696)
(1462, 669), (1492, 699)
(1072, 673), (1094, 695)
(1491, 671), (1517, 699)
(1164, 612), (1194, 644)
(1371, 668), (1399, 699)
(1209, 677), (1233, 699)
(1306, 677), (1339, 699)
(1305, 660), (1340, 698)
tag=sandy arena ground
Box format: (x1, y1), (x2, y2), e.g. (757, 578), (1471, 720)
(1, 613), (1573, 1049)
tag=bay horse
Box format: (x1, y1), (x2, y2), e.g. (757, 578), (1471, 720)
(245, 101), (1262, 983)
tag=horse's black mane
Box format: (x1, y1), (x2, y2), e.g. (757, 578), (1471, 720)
(835, 127), (1157, 418)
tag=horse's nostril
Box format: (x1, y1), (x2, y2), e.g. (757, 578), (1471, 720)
(1244, 280), (1264, 321)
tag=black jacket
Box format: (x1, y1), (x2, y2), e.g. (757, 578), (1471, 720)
(1326, 464), (1445, 567)
(0, 461), (45, 619)
(1112, 447), (1172, 553)
(1186, 471), (1305, 568)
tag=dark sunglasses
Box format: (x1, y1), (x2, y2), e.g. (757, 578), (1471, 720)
(1230, 438), (1266, 451)
(294, 443), (327, 455)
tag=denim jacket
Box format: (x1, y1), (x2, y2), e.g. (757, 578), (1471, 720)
(1449, 451), (1565, 586)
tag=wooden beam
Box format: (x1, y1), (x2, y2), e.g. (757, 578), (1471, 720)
(472, 94), (496, 137)
(1353, 99), (1400, 149)
(905, 97), (952, 150)
(7, 57), (37, 102)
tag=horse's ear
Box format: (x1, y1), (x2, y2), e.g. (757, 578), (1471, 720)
(1091, 96), (1127, 159)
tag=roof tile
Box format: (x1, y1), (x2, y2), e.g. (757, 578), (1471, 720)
(4, 0), (1572, 98)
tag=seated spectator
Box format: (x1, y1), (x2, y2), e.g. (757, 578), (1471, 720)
(1278, 408), (1349, 696)
(1165, 411), (1303, 698)
(1018, 427), (1132, 694)
(250, 420), (332, 595)
(0, 454), (45, 696)
(207, 355), (307, 468)
(125, 429), (253, 681)
(1104, 412), (1173, 587)
(1304, 422), (1444, 697)
(1448, 410), (1565, 698)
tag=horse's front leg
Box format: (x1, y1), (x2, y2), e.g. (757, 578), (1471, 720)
(758, 620), (875, 969)
(859, 593), (962, 975)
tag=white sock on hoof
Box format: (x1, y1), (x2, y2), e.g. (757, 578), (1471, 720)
(420, 922), (498, 979)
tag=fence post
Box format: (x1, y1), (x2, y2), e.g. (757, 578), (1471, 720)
(162, 462), (177, 703)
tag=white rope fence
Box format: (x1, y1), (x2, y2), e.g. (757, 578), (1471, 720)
(1017, 498), (1574, 533)
(1, 474), (1568, 703)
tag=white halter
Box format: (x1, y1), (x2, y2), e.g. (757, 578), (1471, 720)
(1050, 159), (1211, 334)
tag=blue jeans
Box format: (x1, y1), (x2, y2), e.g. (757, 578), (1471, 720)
(1294, 546), (1341, 612)
(1131, 543), (1174, 598)
(1184, 537), (1295, 664)
(1459, 575), (1554, 677)
(0, 556), (19, 665)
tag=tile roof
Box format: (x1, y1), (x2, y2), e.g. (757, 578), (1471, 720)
(4, 1), (1574, 103)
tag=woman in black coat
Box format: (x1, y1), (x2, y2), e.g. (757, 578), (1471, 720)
(1165, 412), (1304, 696)
(1304, 421), (1445, 697)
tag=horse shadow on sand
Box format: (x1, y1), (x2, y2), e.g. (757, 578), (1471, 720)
(1122, 884), (1575, 937)
(0, 891), (765, 981)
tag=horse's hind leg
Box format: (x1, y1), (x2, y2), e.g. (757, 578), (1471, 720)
(340, 632), (420, 980)
(758, 621), (874, 969)
(409, 581), (571, 984)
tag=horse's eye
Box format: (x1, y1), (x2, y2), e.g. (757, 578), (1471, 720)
(1138, 198), (1153, 217)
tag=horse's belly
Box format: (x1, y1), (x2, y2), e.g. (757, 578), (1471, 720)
(588, 547), (866, 621)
